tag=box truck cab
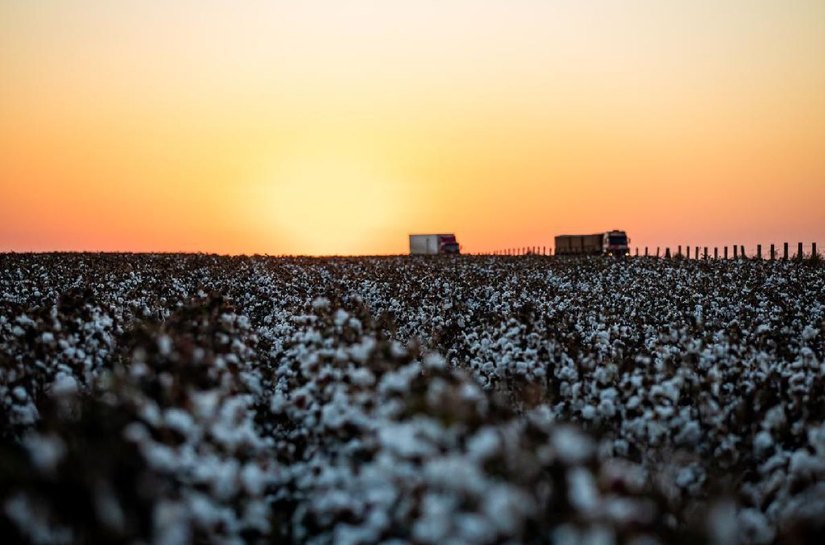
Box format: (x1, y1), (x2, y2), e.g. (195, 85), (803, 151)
(409, 234), (461, 255)
(604, 230), (630, 256)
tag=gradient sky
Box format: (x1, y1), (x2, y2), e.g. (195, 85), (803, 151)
(2, 0), (824, 255)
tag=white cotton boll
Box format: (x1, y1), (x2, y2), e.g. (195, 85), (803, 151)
(311, 297), (330, 310)
(582, 405), (596, 420)
(553, 427), (595, 464)
(334, 309), (349, 326)
(211, 458), (241, 500)
(738, 508), (775, 545)
(808, 424), (825, 457)
(242, 500), (271, 534)
(24, 433), (66, 473)
(241, 462), (265, 496)
(762, 406), (786, 430)
(164, 408), (194, 438)
(143, 443), (179, 472)
(191, 390), (221, 419)
(423, 353), (447, 370)
(390, 341), (407, 359)
(467, 427), (500, 461)
(12, 386), (28, 402)
(482, 484), (533, 536)
(350, 337), (376, 363)
(789, 449), (825, 479)
(599, 399), (616, 418)
(412, 493), (455, 544)
(801, 325), (819, 341)
(157, 334), (173, 356)
(455, 513), (494, 543)
(753, 431), (774, 457)
(675, 421), (701, 446)
(568, 467), (599, 512)
(424, 456), (486, 496)
(349, 367), (375, 387)
(50, 373), (79, 396)
(379, 423), (436, 458)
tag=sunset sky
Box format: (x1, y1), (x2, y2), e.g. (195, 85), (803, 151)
(2, 1), (824, 255)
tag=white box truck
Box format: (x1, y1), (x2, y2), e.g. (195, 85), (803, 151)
(409, 234), (461, 255)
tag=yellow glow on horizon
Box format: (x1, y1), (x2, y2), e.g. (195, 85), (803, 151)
(240, 152), (420, 255)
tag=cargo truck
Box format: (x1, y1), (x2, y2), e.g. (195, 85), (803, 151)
(554, 230), (630, 257)
(409, 234), (461, 255)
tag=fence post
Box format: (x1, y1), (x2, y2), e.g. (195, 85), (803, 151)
(645, 247), (648, 257)
(757, 244), (761, 259)
(733, 245), (738, 259)
(704, 247), (708, 259)
(724, 247), (728, 259)
(677, 245), (681, 258)
(657, 247), (660, 257)
(770, 244), (775, 260)
(635, 248), (639, 257)
(813, 242), (818, 259)
(798, 242), (804, 260)
(714, 247), (718, 259)
(784, 242), (789, 260)
(665, 247), (671, 259)
(741, 245), (745, 258)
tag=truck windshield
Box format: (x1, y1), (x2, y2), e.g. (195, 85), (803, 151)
(608, 235), (627, 245)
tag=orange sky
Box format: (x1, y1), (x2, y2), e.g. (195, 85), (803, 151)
(2, 1), (824, 255)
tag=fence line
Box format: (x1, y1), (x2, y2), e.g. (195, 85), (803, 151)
(480, 242), (821, 259)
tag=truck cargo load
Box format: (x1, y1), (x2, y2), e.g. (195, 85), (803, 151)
(409, 234), (461, 255)
(554, 230), (629, 257)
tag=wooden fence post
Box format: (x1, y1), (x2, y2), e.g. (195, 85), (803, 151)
(798, 242), (804, 260)
(724, 246), (728, 259)
(677, 245), (682, 258)
(757, 244), (762, 259)
(714, 247), (718, 259)
(704, 247), (708, 259)
(645, 247), (648, 257)
(813, 242), (818, 259)
(665, 247), (671, 259)
(784, 242), (789, 260)
(770, 244), (775, 260)
(657, 247), (661, 257)
(733, 245), (738, 259)
(741, 245), (745, 258)
(635, 248), (639, 257)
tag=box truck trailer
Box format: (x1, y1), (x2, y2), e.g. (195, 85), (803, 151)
(409, 234), (461, 255)
(554, 230), (630, 257)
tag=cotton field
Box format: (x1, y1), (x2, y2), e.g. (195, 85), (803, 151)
(1, 254), (823, 545)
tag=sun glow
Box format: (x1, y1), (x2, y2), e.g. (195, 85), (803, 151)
(242, 154), (416, 255)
